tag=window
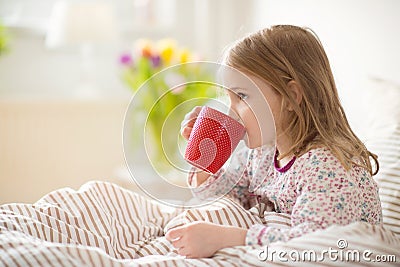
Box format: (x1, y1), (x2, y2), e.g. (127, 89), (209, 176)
(0, 0), (176, 35)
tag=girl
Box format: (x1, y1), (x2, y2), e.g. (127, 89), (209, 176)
(166, 25), (382, 258)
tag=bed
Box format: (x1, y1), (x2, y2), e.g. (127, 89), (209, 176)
(1, 78), (400, 266)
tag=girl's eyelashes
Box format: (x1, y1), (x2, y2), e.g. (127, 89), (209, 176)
(236, 92), (248, 101)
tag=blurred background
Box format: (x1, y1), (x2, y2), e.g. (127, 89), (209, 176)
(0, 0), (399, 203)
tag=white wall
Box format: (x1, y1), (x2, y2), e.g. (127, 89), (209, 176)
(2, 0), (398, 98)
(0, 31), (127, 98)
(253, 0), (400, 83)
(0, 0), (254, 98)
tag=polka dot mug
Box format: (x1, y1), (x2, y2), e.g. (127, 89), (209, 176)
(184, 106), (245, 173)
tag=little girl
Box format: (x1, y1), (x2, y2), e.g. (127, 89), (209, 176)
(166, 25), (382, 258)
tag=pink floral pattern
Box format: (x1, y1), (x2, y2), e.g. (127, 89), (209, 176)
(189, 146), (382, 246)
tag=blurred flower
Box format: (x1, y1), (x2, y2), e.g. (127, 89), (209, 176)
(119, 38), (216, 169)
(119, 53), (133, 66)
(135, 38), (153, 58)
(157, 38), (176, 64)
(120, 38), (209, 93)
(151, 55), (161, 68)
(179, 48), (190, 63)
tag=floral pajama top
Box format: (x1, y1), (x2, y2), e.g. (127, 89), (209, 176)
(188, 146), (382, 246)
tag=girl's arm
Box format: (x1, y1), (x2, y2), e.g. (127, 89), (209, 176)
(188, 169), (211, 187)
(188, 146), (252, 209)
(166, 222), (247, 258)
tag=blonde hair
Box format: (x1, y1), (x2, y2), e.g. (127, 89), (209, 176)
(224, 25), (378, 175)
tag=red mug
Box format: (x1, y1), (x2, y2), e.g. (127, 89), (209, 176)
(184, 106), (246, 174)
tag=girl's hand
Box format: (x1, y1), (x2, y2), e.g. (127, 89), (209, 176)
(180, 106), (202, 140)
(165, 221), (247, 258)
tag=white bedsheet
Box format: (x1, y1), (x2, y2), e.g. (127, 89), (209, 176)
(1, 181), (399, 266)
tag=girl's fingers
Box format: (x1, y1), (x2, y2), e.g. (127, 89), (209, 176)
(180, 106), (203, 139)
(183, 106), (202, 124)
(182, 107), (201, 125)
(182, 111), (195, 121)
(177, 247), (191, 257)
(171, 237), (185, 249)
(180, 118), (196, 129)
(191, 106), (203, 116)
(165, 227), (183, 241)
(180, 126), (193, 139)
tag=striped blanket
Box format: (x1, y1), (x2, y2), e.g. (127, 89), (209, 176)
(1, 181), (399, 266)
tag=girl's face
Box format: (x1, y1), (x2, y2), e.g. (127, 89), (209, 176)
(223, 68), (281, 149)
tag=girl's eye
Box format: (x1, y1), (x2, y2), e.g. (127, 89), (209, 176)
(237, 92), (248, 101)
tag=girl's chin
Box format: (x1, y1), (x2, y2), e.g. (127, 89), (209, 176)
(243, 136), (261, 149)
(243, 135), (275, 149)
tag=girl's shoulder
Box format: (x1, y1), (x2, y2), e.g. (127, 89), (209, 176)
(298, 146), (333, 160)
(294, 146), (369, 176)
(294, 147), (342, 170)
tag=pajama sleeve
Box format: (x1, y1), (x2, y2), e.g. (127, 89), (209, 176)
(245, 153), (381, 246)
(188, 146), (252, 209)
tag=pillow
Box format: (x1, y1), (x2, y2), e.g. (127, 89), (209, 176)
(362, 77), (400, 237)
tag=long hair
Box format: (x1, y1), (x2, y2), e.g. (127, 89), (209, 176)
(224, 25), (378, 175)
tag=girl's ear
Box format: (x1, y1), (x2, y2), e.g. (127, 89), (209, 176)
(286, 80), (303, 111)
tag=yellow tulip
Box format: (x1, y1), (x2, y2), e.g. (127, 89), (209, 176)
(157, 39), (177, 64)
(179, 48), (191, 63)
